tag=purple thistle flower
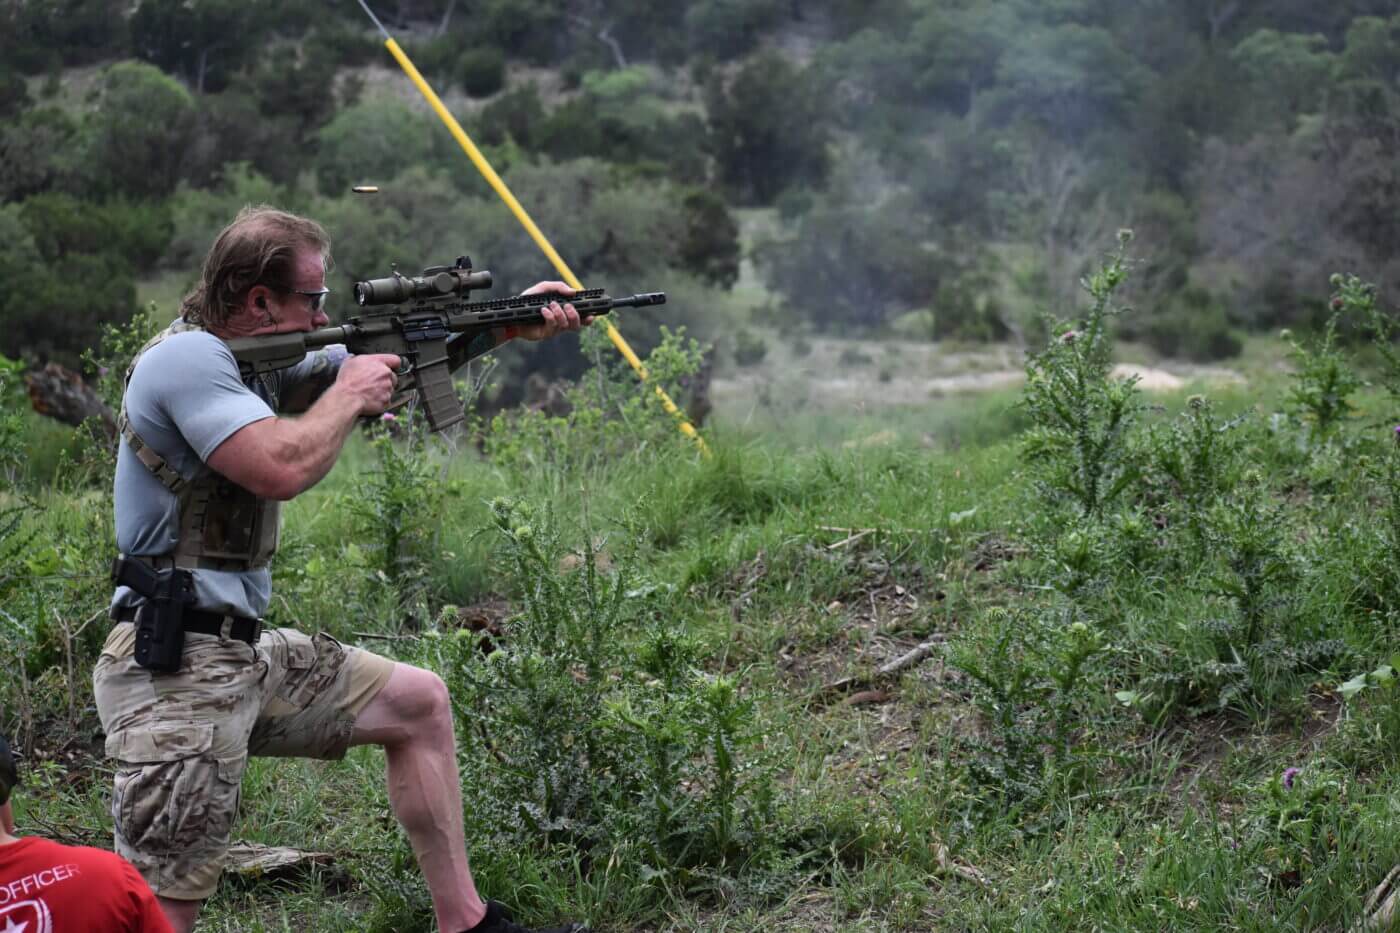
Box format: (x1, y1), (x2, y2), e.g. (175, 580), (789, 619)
(381, 412), (397, 422)
(1282, 767), (1301, 790)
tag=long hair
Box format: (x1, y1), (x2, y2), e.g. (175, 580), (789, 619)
(179, 206), (332, 328)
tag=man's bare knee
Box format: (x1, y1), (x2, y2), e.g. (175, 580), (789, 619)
(394, 665), (450, 723)
(353, 663), (453, 748)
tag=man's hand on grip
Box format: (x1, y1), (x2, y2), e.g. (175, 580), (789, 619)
(336, 353), (401, 415)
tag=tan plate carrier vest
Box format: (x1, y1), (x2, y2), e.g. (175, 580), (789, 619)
(117, 321), (281, 572)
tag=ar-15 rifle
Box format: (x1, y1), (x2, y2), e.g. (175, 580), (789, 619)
(225, 257), (666, 432)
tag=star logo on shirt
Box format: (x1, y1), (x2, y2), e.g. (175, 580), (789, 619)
(2, 917), (28, 933)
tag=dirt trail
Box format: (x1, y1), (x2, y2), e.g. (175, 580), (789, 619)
(711, 337), (1245, 415)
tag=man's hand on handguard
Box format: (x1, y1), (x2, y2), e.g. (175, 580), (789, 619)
(510, 281), (593, 342)
(335, 353), (401, 415)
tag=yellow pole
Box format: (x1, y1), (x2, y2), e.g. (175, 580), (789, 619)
(379, 36), (708, 453)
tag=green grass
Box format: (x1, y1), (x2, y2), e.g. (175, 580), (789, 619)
(136, 269), (193, 319)
(9, 340), (1400, 931)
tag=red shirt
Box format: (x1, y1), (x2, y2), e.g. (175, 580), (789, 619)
(0, 837), (173, 932)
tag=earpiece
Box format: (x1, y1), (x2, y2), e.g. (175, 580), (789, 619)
(256, 296), (267, 309)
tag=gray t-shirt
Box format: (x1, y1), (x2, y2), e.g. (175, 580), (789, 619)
(111, 329), (344, 619)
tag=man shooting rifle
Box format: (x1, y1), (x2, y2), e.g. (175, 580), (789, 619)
(95, 205), (604, 933)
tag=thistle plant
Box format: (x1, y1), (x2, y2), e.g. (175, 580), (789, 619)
(1149, 395), (1249, 556)
(1203, 478), (1295, 646)
(1340, 273), (1400, 412)
(949, 606), (1104, 808)
(425, 497), (780, 879)
(1020, 231), (1142, 518)
(345, 414), (450, 615)
(1282, 298), (1361, 439)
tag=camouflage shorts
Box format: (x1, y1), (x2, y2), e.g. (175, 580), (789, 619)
(92, 623), (396, 900)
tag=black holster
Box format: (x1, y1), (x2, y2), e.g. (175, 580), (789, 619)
(111, 556), (196, 673)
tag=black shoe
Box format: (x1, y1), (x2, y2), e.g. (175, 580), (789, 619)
(462, 900), (589, 933)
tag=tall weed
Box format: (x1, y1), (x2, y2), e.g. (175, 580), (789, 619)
(1147, 395), (1249, 557)
(948, 606), (1105, 815)
(1282, 308), (1360, 440)
(1202, 479), (1296, 647)
(418, 497), (781, 887)
(344, 417), (453, 621)
(1020, 233), (1142, 518)
(1342, 273), (1400, 414)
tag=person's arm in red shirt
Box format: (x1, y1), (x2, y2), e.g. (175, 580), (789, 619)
(116, 857), (175, 932)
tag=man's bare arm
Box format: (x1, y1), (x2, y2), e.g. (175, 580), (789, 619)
(206, 353), (399, 500)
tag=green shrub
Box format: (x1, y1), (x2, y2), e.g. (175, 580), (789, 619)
(85, 60), (198, 199)
(314, 97), (454, 196)
(344, 417), (457, 623)
(1141, 289), (1243, 361)
(476, 85), (546, 147)
(458, 47), (507, 98)
(19, 192), (172, 272)
(838, 346), (873, 367)
(484, 325), (706, 477)
(731, 328), (767, 366)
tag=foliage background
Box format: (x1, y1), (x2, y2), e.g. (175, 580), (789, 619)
(3, 0), (1400, 368)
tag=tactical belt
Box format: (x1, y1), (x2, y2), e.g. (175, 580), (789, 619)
(112, 604), (263, 645)
(127, 552), (266, 574)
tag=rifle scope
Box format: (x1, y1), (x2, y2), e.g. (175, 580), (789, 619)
(355, 257), (493, 306)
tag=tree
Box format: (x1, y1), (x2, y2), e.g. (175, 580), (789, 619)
(478, 0), (567, 63)
(683, 0), (785, 59)
(164, 163), (295, 272)
(0, 65), (29, 119)
(85, 61), (197, 199)
(8, 0), (129, 73)
(529, 66), (708, 184)
(0, 107), (86, 202)
(705, 52), (831, 205)
(1231, 29), (1333, 130)
(313, 97), (455, 196)
(0, 205), (138, 367)
(991, 24), (1146, 142)
(756, 192), (947, 331)
(19, 193), (172, 272)
(679, 190), (739, 289)
(908, 0), (1019, 116)
(183, 89), (302, 187)
(129, 0), (268, 92)
(1009, 136), (1119, 313)
(457, 47), (507, 97)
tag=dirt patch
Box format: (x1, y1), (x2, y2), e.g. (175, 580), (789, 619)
(450, 596), (513, 650)
(768, 534), (947, 701)
(1153, 690), (1345, 819)
(970, 534), (1023, 572)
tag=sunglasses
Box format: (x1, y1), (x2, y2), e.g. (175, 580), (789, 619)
(292, 287), (331, 313)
